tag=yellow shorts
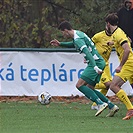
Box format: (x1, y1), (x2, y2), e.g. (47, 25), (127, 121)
(115, 61), (133, 84)
(95, 64), (112, 89)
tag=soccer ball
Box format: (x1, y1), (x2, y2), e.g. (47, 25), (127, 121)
(38, 92), (51, 105)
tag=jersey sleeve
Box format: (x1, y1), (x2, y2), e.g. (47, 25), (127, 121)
(91, 34), (99, 44)
(82, 47), (96, 67)
(60, 41), (74, 47)
(74, 39), (96, 67)
(115, 30), (128, 45)
(74, 38), (88, 50)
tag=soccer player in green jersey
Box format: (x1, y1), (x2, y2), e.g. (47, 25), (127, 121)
(105, 13), (133, 120)
(50, 20), (119, 117)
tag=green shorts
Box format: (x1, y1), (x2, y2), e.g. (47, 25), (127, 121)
(80, 59), (105, 86)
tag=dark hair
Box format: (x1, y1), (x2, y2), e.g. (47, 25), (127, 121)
(105, 13), (119, 26)
(125, 0), (132, 4)
(58, 21), (72, 31)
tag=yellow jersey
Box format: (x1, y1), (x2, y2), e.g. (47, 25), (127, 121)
(92, 30), (113, 62)
(111, 27), (133, 62)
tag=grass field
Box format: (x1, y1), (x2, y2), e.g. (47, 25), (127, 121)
(0, 100), (133, 133)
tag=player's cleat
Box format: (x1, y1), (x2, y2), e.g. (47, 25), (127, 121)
(91, 105), (99, 110)
(122, 109), (133, 120)
(91, 102), (99, 110)
(106, 105), (119, 117)
(95, 103), (108, 116)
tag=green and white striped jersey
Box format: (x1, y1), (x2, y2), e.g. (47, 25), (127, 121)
(60, 30), (104, 67)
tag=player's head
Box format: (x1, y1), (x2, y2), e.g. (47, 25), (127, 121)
(58, 21), (73, 38)
(124, 0), (132, 10)
(105, 13), (119, 26)
(58, 21), (72, 31)
(105, 13), (119, 34)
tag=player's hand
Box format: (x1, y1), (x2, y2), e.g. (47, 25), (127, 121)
(115, 66), (122, 73)
(50, 39), (60, 46)
(107, 41), (114, 46)
(84, 59), (87, 63)
(94, 66), (103, 74)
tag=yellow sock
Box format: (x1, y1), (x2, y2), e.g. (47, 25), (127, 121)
(92, 102), (97, 106)
(95, 83), (106, 90)
(100, 89), (108, 96)
(116, 89), (133, 110)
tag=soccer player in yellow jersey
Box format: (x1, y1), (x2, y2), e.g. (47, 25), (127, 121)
(105, 13), (133, 120)
(90, 30), (114, 110)
(92, 30), (113, 94)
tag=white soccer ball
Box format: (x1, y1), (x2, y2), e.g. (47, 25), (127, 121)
(38, 92), (51, 105)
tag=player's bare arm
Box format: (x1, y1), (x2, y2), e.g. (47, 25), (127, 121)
(115, 42), (130, 73)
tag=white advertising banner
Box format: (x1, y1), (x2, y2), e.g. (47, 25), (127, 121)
(0, 51), (132, 96)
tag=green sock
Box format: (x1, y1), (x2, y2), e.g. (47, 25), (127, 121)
(78, 86), (103, 105)
(93, 89), (114, 109)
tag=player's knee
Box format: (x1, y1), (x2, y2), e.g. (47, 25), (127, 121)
(76, 83), (81, 89)
(104, 81), (111, 89)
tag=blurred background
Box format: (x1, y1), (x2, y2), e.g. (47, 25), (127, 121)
(0, 0), (131, 48)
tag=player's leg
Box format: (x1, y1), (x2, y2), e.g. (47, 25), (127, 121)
(76, 78), (104, 105)
(95, 83), (106, 91)
(91, 70), (119, 116)
(95, 83), (108, 95)
(99, 64), (112, 95)
(116, 63), (133, 120)
(79, 64), (119, 117)
(76, 78), (108, 116)
(92, 82), (109, 108)
(93, 89), (119, 117)
(77, 62), (108, 116)
(91, 83), (106, 110)
(91, 65), (112, 110)
(77, 64), (106, 106)
(91, 80), (119, 117)
(110, 75), (133, 120)
(91, 83), (108, 110)
(94, 60), (119, 116)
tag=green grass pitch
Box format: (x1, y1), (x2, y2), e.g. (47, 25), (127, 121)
(0, 101), (133, 133)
